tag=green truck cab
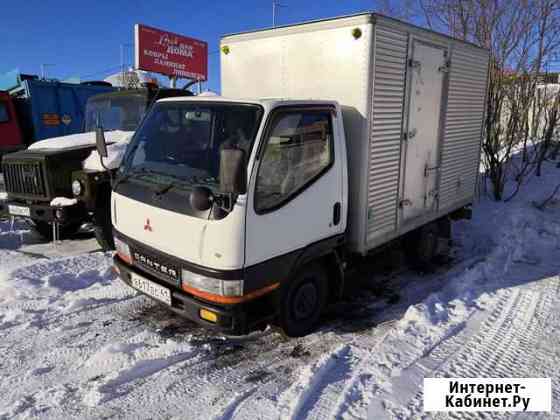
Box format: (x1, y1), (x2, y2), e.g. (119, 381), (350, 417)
(1, 87), (191, 249)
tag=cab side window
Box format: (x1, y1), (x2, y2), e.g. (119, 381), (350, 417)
(255, 110), (334, 212)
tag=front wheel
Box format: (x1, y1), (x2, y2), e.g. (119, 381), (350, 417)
(277, 263), (328, 337)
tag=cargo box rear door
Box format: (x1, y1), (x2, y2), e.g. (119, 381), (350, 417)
(402, 41), (447, 221)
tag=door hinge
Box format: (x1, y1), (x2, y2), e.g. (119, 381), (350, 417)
(409, 59), (421, 69)
(438, 60), (451, 73)
(403, 128), (417, 141)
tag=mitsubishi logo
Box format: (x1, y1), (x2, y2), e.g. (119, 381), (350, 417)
(144, 218), (153, 232)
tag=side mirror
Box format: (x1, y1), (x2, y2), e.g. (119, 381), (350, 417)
(96, 126), (108, 158)
(219, 148), (246, 194)
(189, 186), (213, 211)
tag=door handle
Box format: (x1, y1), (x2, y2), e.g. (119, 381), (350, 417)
(333, 202), (341, 226)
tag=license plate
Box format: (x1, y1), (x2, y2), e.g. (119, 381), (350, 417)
(8, 205), (30, 217)
(130, 273), (172, 306)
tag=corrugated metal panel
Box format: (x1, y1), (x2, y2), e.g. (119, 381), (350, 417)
(439, 45), (488, 208)
(366, 26), (408, 241)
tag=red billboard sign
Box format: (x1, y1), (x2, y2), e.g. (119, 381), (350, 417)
(134, 24), (208, 81)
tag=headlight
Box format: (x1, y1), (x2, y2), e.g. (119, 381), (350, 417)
(114, 236), (131, 263)
(72, 180), (83, 196)
(181, 269), (243, 297)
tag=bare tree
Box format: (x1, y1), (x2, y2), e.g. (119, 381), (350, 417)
(410, 0), (560, 200)
(374, 0), (420, 21)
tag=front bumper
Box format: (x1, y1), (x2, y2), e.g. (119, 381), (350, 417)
(3, 199), (87, 223)
(114, 255), (256, 335)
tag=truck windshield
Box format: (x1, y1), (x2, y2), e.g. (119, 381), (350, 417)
(121, 102), (262, 188)
(84, 95), (147, 132)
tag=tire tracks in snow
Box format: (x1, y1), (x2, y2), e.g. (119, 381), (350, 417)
(387, 273), (559, 420)
(271, 254), (486, 420)
(278, 320), (397, 420)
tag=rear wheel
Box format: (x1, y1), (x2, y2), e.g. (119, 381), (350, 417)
(277, 263), (328, 337)
(32, 220), (82, 241)
(405, 217), (451, 270)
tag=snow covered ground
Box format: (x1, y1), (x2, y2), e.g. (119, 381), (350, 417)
(0, 160), (559, 419)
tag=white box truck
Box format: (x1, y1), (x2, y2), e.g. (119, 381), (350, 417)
(108, 13), (489, 336)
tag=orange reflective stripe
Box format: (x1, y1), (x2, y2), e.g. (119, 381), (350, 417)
(181, 282), (280, 304)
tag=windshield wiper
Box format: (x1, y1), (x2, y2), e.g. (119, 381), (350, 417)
(154, 182), (176, 196)
(114, 167), (162, 188)
(153, 175), (195, 197)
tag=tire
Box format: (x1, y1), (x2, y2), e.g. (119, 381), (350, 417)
(404, 221), (440, 271)
(437, 216), (452, 240)
(94, 197), (114, 251)
(277, 263), (328, 337)
(32, 220), (82, 241)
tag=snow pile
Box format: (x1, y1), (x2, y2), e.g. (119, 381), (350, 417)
(365, 162), (560, 418)
(28, 130), (132, 151)
(50, 197), (77, 207)
(28, 130), (134, 172)
(82, 139), (130, 171)
(0, 219), (39, 251)
(0, 192), (7, 200)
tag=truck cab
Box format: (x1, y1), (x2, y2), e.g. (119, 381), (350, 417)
(0, 91), (24, 158)
(112, 97), (348, 336)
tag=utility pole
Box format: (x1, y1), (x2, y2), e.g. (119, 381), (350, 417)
(272, 0), (286, 28)
(120, 43), (132, 87)
(40, 64), (54, 80)
(120, 44), (125, 85)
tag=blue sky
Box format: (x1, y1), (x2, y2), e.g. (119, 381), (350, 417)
(1, 0), (381, 92)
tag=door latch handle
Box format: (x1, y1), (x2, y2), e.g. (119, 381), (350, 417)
(424, 164), (440, 177)
(333, 202), (341, 226)
(399, 199), (412, 208)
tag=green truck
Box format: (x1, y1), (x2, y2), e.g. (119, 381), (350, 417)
(1, 86), (191, 249)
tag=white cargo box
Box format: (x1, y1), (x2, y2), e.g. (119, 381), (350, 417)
(221, 13), (489, 255)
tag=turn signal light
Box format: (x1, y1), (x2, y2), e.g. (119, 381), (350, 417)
(114, 236), (132, 264)
(199, 309), (218, 323)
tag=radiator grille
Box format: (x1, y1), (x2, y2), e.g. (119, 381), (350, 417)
(130, 244), (181, 288)
(3, 161), (48, 199)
